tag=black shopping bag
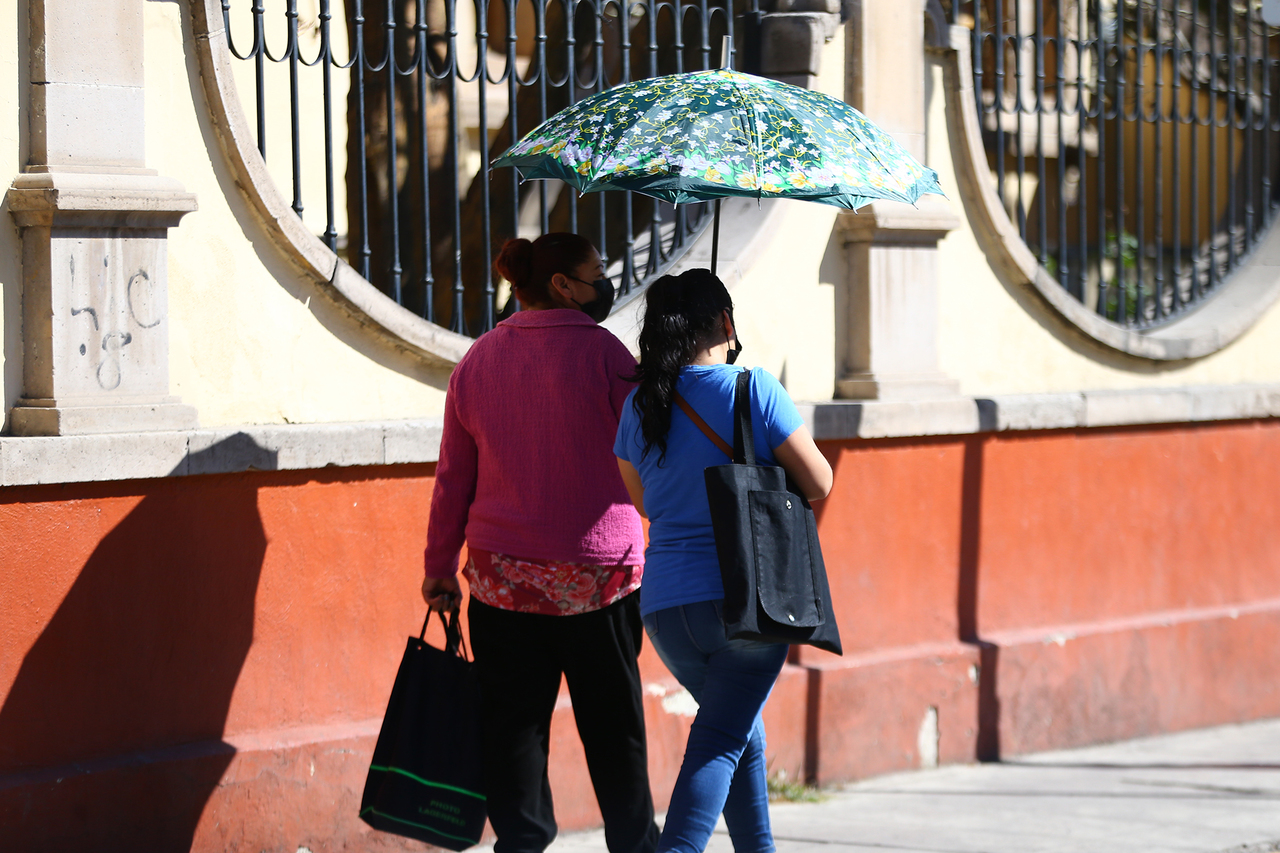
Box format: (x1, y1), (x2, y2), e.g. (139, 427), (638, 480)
(702, 369), (842, 655)
(360, 609), (486, 849)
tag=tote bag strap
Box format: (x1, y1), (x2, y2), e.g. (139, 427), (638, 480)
(674, 392), (733, 458)
(732, 368), (755, 466)
(418, 608), (470, 661)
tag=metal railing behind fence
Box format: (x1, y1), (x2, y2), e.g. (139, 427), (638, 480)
(221, 0), (759, 337)
(946, 0), (1280, 329)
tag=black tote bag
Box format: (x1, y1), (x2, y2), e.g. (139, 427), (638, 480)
(359, 609), (487, 849)
(687, 369), (842, 655)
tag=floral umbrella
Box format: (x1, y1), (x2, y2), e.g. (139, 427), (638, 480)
(492, 68), (943, 213)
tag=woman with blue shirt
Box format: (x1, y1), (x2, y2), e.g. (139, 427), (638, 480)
(614, 269), (833, 853)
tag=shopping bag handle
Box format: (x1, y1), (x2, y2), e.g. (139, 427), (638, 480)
(418, 608), (470, 661)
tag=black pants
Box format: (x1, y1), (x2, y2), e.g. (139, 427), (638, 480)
(468, 593), (660, 853)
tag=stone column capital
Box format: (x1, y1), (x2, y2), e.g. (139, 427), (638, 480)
(837, 195), (961, 246)
(8, 172), (198, 230)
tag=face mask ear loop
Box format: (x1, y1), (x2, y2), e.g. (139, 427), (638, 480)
(724, 309), (742, 365)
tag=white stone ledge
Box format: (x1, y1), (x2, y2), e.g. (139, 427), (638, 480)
(797, 383), (1280, 442)
(4, 384), (1279, 486)
(0, 419), (443, 487)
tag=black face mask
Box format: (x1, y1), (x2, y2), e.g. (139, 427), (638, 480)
(725, 310), (743, 364)
(568, 275), (615, 323)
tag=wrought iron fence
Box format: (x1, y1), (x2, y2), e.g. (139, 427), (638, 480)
(220, 0), (760, 337)
(944, 0), (1280, 329)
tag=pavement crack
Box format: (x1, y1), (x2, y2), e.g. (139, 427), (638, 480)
(712, 829), (991, 853)
(1121, 777), (1280, 797)
(1213, 842), (1280, 853)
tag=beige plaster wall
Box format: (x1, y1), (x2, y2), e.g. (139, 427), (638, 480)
(145, 0), (450, 427)
(1, 0), (21, 428)
(927, 56), (1280, 396)
(731, 196), (840, 403)
(727, 34), (844, 403)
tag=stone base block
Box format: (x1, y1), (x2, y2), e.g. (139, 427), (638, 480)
(760, 663), (812, 783)
(796, 642), (980, 785)
(837, 372), (961, 400)
(988, 601), (1280, 757)
(0, 726), (419, 853)
(9, 399), (199, 436)
(0, 676), (803, 851)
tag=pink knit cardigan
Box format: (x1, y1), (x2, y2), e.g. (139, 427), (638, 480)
(423, 309), (645, 579)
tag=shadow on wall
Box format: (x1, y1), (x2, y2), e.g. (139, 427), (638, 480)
(3, 0), (30, 431)
(956, 432), (1000, 762)
(0, 435), (276, 850)
(1, 194), (24, 433)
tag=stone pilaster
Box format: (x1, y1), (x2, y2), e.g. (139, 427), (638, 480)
(835, 0), (959, 400)
(756, 0), (842, 88)
(837, 197), (960, 399)
(6, 0), (197, 435)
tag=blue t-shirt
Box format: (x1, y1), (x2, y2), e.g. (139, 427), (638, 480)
(614, 365), (806, 616)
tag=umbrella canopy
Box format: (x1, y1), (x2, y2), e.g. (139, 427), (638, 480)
(492, 68), (942, 211)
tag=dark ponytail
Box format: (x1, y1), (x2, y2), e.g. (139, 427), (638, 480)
(629, 269), (733, 463)
(494, 232), (595, 306)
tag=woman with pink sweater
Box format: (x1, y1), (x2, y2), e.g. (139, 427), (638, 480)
(421, 233), (660, 853)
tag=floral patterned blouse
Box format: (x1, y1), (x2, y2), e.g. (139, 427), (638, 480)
(463, 549), (642, 616)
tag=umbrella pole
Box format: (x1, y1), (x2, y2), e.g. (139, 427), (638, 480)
(711, 199), (721, 275)
(710, 34), (730, 278)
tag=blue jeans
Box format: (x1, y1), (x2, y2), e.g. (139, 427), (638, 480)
(642, 600), (788, 853)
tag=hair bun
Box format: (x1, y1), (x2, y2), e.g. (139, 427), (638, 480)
(494, 238), (534, 290)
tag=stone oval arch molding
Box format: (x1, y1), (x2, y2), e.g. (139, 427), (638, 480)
(937, 24), (1280, 362)
(190, 0), (472, 369)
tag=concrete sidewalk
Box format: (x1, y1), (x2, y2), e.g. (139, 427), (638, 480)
(545, 718), (1280, 853)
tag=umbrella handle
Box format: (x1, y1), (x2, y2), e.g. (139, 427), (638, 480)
(711, 199), (721, 276)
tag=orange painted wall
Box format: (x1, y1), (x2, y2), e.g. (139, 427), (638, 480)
(975, 422), (1280, 633)
(1, 467), (436, 774)
(812, 437), (970, 653)
(3, 418), (1280, 849)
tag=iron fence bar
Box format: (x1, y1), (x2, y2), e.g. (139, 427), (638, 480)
(1035, 0), (1047, 274)
(1209, 1), (1220, 296)
(254, 0), (267, 156)
(1075, 0), (1087, 302)
(1226, 4), (1236, 276)
(536, 0), (550, 238)
(1243, 10), (1253, 257)
(417, 0), (435, 321)
(1135, 2), (1147, 325)
(1054, 0), (1066, 293)
(1266, 17), (1276, 243)
(353, 0), (372, 279)
(1153, 0), (1164, 320)
(995, 0), (1006, 210)
(321, 0), (339, 251)
(385, 0), (403, 304)
(593, 0), (608, 279)
(645, 1), (662, 276)
(1015, 0), (1027, 240)
(503, 0), (519, 315)
(1191, 0), (1201, 301)
(1093, 0), (1105, 315)
(1170, 0), (1182, 314)
(619, 0), (636, 297)
(447, 0), (465, 334)
(477, 0), (495, 331)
